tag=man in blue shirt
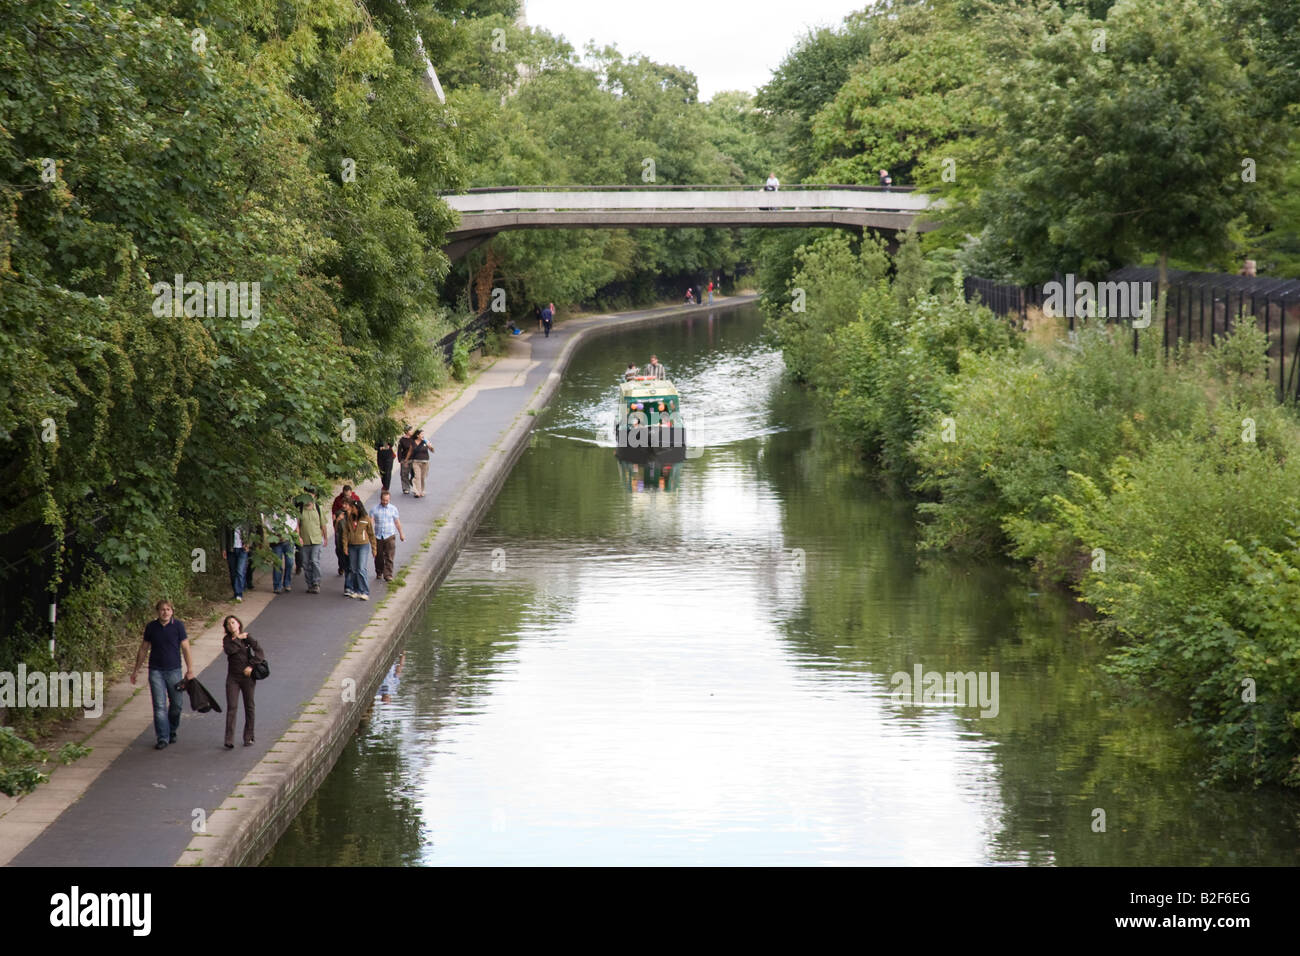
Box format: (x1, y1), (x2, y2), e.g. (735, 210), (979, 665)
(130, 600), (196, 750)
(371, 490), (405, 582)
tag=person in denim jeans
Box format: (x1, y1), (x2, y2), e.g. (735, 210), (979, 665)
(221, 521), (252, 603)
(130, 600), (195, 749)
(262, 511), (301, 593)
(295, 489), (329, 594)
(342, 500), (378, 600)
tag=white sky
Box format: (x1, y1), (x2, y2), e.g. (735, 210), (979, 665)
(523, 0), (872, 101)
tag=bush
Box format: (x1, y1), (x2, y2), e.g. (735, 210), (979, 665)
(911, 323), (1208, 560)
(450, 336), (471, 382)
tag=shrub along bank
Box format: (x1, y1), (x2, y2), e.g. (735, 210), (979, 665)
(769, 232), (1300, 788)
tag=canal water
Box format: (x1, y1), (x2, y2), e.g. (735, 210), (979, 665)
(266, 303), (1300, 866)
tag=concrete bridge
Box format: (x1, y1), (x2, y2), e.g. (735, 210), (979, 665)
(441, 185), (937, 260)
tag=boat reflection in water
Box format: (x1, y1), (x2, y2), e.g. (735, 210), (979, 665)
(616, 457), (681, 493)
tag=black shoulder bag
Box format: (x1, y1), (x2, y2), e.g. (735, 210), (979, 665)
(248, 639), (270, 681)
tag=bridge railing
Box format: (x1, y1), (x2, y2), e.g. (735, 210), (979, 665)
(443, 185), (932, 213)
(458, 184), (918, 192)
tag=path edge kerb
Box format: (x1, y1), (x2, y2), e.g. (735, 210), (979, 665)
(181, 295), (758, 866)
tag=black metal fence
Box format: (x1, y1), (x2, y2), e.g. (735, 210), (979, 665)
(964, 270), (1300, 402)
(434, 310), (494, 363)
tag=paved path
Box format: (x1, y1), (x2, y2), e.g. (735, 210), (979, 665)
(1, 296), (755, 866)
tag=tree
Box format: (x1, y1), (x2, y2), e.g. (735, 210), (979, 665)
(954, 0), (1284, 288)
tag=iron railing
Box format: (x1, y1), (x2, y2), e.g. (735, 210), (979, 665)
(964, 271), (1300, 403)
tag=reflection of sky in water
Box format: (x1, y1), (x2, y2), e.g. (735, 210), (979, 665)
(415, 552), (1004, 865)
(389, 315), (1004, 865)
(269, 305), (1300, 867)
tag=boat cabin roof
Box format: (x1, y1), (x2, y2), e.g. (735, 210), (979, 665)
(620, 379), (678, 401)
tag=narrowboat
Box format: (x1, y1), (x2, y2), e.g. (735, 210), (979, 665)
(613, 376), (687, 463)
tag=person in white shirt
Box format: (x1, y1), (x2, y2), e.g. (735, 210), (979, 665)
(262, 511), (301, 593)
(765, 173), (779, 191)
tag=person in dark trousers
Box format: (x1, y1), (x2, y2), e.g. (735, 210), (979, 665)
(130, 600), (196, 749)
(221, 614), (263, 748)
(371, 489), (405, 581)
(396, 425), (414, 495)
(220, 520), (252, 603)
(331, 484), (361, 574)
(376, 438), (395, 492)
(541, 303), (553, 338)
(533, 305), (543, 331)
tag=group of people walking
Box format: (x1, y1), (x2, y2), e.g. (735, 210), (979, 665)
(192, 426), (430, 755)
(131, 600), (266, 750)
(219, 423), (429, 610)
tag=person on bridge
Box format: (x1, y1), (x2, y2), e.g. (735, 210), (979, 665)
(879, 169), (892, 189)
(645, 354), (667, 379)
(762, 173), (779, 210)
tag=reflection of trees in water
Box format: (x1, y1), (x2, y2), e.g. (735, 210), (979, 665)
(756, 395), (1300, 864)
(265, 584), (534, 866)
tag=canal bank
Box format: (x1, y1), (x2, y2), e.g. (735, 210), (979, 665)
(1, 296), (756, 867)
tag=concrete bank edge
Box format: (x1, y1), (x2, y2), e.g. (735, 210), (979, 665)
(180, 295), (757, 866)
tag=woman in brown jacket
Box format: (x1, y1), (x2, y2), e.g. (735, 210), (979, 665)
(221, 615), (263, 748)
(343, 499), (378, 601)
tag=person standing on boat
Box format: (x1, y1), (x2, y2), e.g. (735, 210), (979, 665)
(645, 355), (666, 380)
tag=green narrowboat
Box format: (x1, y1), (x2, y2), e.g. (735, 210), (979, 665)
(613, 376), (687, 463)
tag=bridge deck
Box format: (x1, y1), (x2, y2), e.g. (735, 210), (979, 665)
(441, 186), (937, 260)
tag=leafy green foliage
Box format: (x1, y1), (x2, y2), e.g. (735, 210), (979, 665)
(0, 0), (474, 757)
